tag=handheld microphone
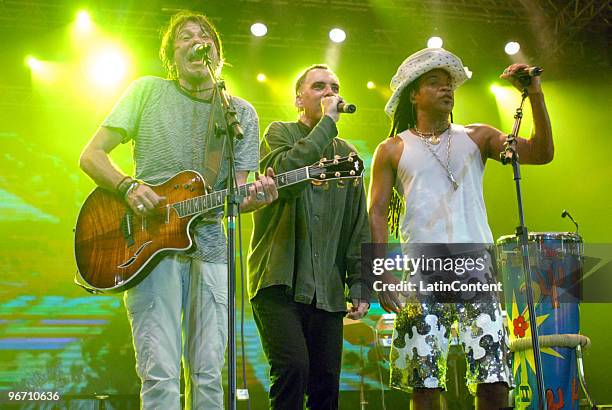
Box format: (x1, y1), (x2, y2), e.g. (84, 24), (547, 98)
(517, 67), (543, 78)
(188, 43), (211, 61)
(514, 66), (543, 87)
(337, 101), (357, 114)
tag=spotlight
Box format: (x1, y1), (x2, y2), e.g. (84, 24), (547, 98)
(367, 81), (375, 89)
(490, 83), (502, 95)
(76, 10), (92, 31)
(427, 36), (443, 48)
(329, 28), (346, 43)
(25, 55), (42, 71)
(250, 22), (267, 37)
(256, 73), (266, 82)
(88, 48), (127, 87)
(25, 55), (57, 83)
(505, 41), (520, 55)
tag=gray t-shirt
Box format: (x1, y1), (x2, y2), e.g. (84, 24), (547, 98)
(102, 76), (259, 263)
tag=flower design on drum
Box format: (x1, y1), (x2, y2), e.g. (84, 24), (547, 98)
(513, 315), (529, 338)
(508, 291), (563, 406)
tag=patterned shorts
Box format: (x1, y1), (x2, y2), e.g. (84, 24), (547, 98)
(389, 301), (513, 394)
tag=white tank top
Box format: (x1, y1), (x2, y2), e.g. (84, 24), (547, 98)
(396, 124), (493, 244)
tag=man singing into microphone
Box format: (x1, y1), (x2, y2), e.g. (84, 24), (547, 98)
(79, 11), (277, 409)
(248, 64), (371, 409)
(368, 48), (554, 409)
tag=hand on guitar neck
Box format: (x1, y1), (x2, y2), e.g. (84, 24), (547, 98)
(241, 167), (278, 213)
(125, 167), (276, 215)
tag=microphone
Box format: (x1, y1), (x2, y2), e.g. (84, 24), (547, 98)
(188, 43), (210, 61)
(517, 66), (543, 78)
(337, 101), (357, 114)
(561, 209), (579, 234)
(514, 66), (543, 87)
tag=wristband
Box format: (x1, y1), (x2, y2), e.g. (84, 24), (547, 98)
(116, 176), (134, 196)
(123, 181), (140, 202)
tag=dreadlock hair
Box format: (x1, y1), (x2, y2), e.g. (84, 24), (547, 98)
(387, 189), (404, 239)
(385, 80), (417, 238)
(388, 80), (419, 139)
(385, 75), (454, 238)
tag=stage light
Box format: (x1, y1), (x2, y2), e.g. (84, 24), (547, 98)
(329, 28), (346, 43)
(367, 81), (376, 89)
(505, 41), (520, 55)
(70, 10), (97, 49)
(257, 73), (266, 82)
(490, 82), (523, 132)
(25, 55), (42, 71)
(489, 82), (516, 104)
(87, 48), (128, 87)
(427, 36), (443, 48)
(75, 10), (92, 31)
(24, 56), (58, 83)
(250, 22), (267, 37)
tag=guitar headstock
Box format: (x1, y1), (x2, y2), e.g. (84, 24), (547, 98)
(308, 153), (364, 182)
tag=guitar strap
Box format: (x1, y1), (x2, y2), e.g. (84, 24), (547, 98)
(201, 88), (230, 190)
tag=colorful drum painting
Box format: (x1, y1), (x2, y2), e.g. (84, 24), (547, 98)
(496, 232), (583, 410)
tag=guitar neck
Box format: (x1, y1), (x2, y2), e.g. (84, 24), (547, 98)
(172, 166), (310, 218)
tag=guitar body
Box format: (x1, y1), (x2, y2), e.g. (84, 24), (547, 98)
(74, 170), (206, 293)
(74, 154), (364, 293)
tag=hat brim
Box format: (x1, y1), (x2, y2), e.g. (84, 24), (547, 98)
(384, 48), (471, 118)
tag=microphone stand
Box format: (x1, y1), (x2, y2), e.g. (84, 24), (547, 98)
(500, 85), (547, 410)
(203, 56), (243, 410)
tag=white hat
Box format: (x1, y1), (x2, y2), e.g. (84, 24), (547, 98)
(384, 48), (472, 118)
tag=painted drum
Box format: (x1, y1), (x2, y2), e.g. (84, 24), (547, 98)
(496, 232), (583, 410)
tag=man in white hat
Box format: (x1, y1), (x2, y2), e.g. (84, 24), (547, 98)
(368, 48), (553, 409)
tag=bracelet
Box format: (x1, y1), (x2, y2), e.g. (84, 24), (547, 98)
(116, 176), (134, 196)
(123, 181), (140, 202)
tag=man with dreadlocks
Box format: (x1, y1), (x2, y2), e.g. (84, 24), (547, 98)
(79, 11), (277, 409)
(368, 48), (553, 409)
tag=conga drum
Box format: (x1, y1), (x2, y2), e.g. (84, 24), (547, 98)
(496, 232), (583, 410)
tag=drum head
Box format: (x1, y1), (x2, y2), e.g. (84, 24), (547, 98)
(496, 231), (582, 245)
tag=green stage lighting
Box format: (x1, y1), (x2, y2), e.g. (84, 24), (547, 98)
(329, 28), (346, 43)
(87, 48), (128, 88)
(250, 22), (267, 37)
(427, 36), (443, 48)
(25, 55), (42, 70)
(505, 41), (520, 55)
(75, 10), (92, 32)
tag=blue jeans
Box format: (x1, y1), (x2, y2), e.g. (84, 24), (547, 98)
(124, 254), (228, 409)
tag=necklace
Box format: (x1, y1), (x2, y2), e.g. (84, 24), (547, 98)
(416, 126), (459, 190)
(413, 124), (450, 145)
(179, 83), (213, 94)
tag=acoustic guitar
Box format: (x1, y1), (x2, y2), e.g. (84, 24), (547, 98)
(74, 154), (364, 293)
